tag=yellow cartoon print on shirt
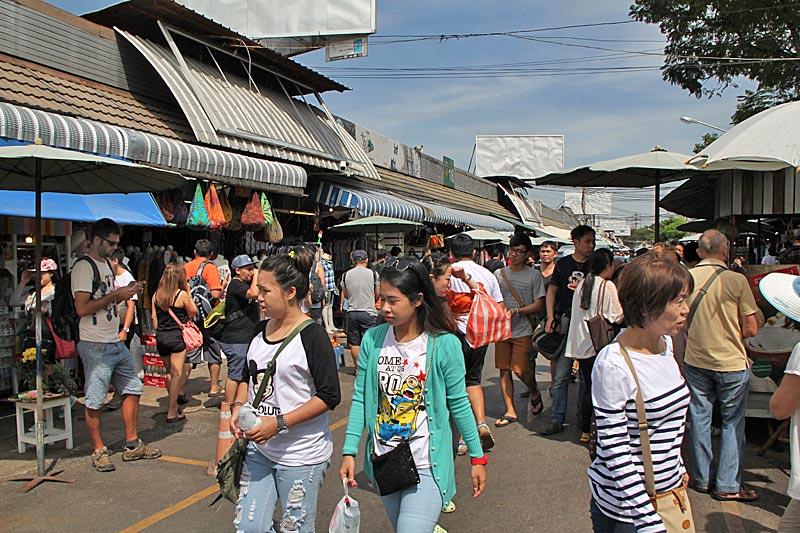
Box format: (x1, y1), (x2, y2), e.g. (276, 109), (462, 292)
(376, 374), (425, 442)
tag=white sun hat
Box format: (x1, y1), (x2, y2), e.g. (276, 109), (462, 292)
(759, 272), (800, 322)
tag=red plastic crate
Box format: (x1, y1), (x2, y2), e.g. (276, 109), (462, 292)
(143, 355), (164, 367)
(143, 375), (167, 388)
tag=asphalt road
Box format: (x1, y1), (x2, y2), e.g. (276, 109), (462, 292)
(0, 344), (791, 532)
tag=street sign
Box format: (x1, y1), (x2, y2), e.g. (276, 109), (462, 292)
(326, 36), (368, 62)
(443, 156), (455, 188)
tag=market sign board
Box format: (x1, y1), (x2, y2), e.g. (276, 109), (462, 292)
(475, 134), (564, 181)
(326, 36), (368, 62)
(443, 156), (455, 189)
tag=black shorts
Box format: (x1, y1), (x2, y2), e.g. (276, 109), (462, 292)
(346, 311), (377, 346)
(459, 333), (488, 387)
(156, 329), (185, 357)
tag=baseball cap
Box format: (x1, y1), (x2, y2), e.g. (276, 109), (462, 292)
(231, 254), (257, 270)
(28, 258), (58, 272)
(760, 273), (800, 323)
(352, 250), (368, 262)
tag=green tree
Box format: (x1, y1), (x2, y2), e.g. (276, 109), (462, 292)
(693, 132), (720, 154)
(626, 216), (687, 245)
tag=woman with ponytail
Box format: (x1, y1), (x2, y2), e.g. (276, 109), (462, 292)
(564, 247), (623, 443)
(229, 246), (341, 533)
(341, 257), (487, 533)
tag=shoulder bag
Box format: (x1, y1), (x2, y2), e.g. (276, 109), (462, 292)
(585, 280), (620, 353)
(686, 265), (725, 331)
(370, 336), (436, 496)
(168, 304), (204, 352)
(499, 268), (539, 330)
(214, 319), (313, 504)
(618, 342), (696, 532)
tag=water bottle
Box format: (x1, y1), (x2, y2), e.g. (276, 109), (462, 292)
(237, 404), (262, 431)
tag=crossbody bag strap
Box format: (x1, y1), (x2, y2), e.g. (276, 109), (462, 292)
(617, 341), (656, 499)
(167, 307), (186, 328)
(253, 319), (314, 406)
(500, 268), (538, 329)
(594, 279), (607, 318)
(686, 266), (725, 330)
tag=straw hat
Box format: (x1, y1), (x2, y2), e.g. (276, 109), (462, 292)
(759, 273), (800, 322)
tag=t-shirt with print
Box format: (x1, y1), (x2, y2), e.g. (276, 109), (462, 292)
(549, 254), (590, 316)
(242, 320), (341, 466)
(71, 256), (118, 343)
(220, 278), (260, 344)
(449, 260), (503, 335)
(114, 269), (138, 328)
(495, 266), (545, 338)
(784, 343), (800, 500)
(374, 328), (431, 469)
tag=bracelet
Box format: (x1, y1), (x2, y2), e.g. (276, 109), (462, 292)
(230, 402), (244, 408)
(470, 454), (488, 466)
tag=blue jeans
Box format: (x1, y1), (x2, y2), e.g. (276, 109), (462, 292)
(590, 498), (637, 533)
(381, 469), (443, 533)
(684, 363), (750, 494)
(235, 444), (329, 533)
(550, 348), (574, 426)
(77, 340), (142, 410)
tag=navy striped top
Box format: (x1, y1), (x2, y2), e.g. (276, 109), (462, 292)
(588, 337), (690, 533)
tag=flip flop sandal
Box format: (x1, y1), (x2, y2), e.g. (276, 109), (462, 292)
(711, 487), (759, 502)
(495, 415), (518, 427)
(530, 393), (544, 416)
(165, 413), (186, 423)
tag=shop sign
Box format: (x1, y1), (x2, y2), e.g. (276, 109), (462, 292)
(326, 36), (369, 62)
(443, 156), (455, 188)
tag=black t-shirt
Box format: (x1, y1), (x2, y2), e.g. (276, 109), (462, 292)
(484, 258), (505, 273)
(220, 278), (260, 344)
(549, 254), (590, 316)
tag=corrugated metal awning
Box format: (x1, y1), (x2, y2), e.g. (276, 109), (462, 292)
(117, 29), (379, 180)
(0, 101), (307, 194)
(414, 200), (514, 232)
(315, 181), (425, 221)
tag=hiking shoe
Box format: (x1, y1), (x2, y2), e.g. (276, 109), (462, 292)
(457, 440), (467, 456)
(539, 422), (564, 436)
(477, 423), (495, 451)
(92, 447), (116, 472)
(122, 440), (162, 462)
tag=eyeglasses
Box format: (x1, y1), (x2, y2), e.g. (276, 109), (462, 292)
(508, 247), (528, 256)
(102, 237), (120, 247)
(392, 257), (416, 272)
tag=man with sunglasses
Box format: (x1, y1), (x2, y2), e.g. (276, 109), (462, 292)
(72, 218), (161, 473)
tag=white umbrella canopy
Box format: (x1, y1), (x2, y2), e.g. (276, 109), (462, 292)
(689, 100), (800, 171)
(0, 143), (185, 490)
(463, 229), (509, 242)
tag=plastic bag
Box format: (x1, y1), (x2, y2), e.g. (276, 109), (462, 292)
(329, 478), (360, 533)
(261, 193), (274, 225)
(241, 191), (266, 231)
(204, 183), (225, 230)
(186, 184), (209, 230)
(465, 283), (511, 348)
(266, 209), (283, 242)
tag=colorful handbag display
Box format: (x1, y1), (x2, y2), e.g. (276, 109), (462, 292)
(261, 193), (274, 225)
(186, 184), (210, 230)
(204, 183), (226, 231)
(241, 191), (266, 231)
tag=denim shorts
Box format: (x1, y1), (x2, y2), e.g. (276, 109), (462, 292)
(78, 340), (143, 410)
(219, 342), (248, 382)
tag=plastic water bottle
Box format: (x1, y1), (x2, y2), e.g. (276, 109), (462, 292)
(237, 404), (262, 431)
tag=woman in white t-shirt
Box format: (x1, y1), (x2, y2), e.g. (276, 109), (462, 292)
(564, 248), (623, 442)
(229, 247), (341, 533)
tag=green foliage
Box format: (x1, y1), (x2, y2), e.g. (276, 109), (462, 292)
(627, 216), (687, 245)
(629, 226), (654, 243)
(630, 1), (800, 101)
(693, 133), (720, 153)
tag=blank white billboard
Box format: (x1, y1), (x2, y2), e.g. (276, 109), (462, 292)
(564, 190), (612, 216)
(177, 0), (376, 40)
(475, 135), (564, 181)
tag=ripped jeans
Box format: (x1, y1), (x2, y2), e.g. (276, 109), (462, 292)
(235, 444), (329, 533)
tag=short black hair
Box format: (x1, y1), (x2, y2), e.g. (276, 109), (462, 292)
(449, 233), (474, 259)
(390, 246), (401, 256)
(194, 239), (213, 257)
(539, 240), (558, 252)
(571, 224), (595, 241)
(376, 249), (387, 260)
(91, 218), (121, 240)
(109, 249), (125, 263)
(509, 234), (532, 252)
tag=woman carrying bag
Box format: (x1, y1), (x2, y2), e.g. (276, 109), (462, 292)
(340, 257), (487, 533)
(229, 248), (341, 533)
(151, 263), (196, 423)
(589, 254), (695, 532)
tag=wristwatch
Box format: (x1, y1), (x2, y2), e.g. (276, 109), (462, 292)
(276, 414), (289, 434)
(123, 327), (130, 333)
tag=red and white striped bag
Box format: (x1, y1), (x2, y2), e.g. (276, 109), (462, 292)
(465, 284), (512, 348)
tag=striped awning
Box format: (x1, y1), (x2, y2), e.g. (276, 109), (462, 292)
(0, 102), (307, 194)
(315, 181), (425, 221)
(415, 200), (514, 232)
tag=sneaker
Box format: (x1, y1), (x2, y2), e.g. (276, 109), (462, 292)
(457, 440), (467, 456)
(539, 422), (564, 436)
(92, 446), (116, 472)
(122, 439), (163, 462)
(442, 501), (456, 513)
(477, 423), (495, 451)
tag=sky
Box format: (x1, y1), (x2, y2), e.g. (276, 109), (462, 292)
(50, 0), (751, 226)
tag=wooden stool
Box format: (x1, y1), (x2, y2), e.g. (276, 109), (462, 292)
(15, 396), (73, 453)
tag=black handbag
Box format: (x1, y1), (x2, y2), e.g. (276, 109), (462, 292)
(370, 439), (420, 496)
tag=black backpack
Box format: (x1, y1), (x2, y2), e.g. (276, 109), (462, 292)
(188, 261), (214, 325)
(51, 256), (112, 342)
(309, 268), (325, 305)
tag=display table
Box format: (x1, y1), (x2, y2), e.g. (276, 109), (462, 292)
(14, 395), (73, 453)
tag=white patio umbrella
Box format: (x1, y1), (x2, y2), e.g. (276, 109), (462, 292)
(0, 143), (184, 492)
(463, 229), (509, 243)
(689, 100), (800, 171)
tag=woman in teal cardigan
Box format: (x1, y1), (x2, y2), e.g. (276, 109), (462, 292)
(340, 257), (487, 533)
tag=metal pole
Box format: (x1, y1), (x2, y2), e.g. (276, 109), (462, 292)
(654, 174), (661, 243)
(34, 162), (45, 477)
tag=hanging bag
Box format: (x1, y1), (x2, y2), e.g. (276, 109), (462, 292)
(170, 188), (189, 226)
(585, 280), (620, 353)
(204, 183), (226, 230)
(167, 307), (203, 352)
(329, 477), (361, 533)
(618, 342), (696, 533)
(45, 316), (78, 360)
(157, 191), (175, 222)
(241, 191), (266, 231)
(267, 209), (283, 242)
(218, 187), (233, 226)
(226, 188), (243, 231)
(214, 320), (313, 504)
(261, 193), (274, 225)
(465, 284), (511, 348)
(187, 183), (210, 231)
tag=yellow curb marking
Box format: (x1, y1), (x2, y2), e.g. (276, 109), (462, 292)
(119, 417), (349, 532)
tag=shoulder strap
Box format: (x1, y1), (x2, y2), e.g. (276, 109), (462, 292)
(617, 342), (656, 498)
(686, 266), (725, 330)
(197, 261), (210, 278)
(254, 319), (314, 405)
(594, 280), (607, 318)
(172, 290), (182, 306)
(500, 268), (538, 328)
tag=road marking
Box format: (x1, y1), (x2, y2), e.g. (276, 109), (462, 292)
(721, 500), (746, 533)
(117, 484), (218, 533)
(120, 416), (349, 532)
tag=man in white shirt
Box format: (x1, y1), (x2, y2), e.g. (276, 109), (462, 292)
(448, 233), (503, 451)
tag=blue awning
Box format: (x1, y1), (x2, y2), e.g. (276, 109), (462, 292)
(315, 182), (425, 222)
(414, 200), (514, 232)
(0, 190), (168, 226)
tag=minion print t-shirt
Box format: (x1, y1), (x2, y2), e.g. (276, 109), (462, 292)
(374, 328), (431, 468)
